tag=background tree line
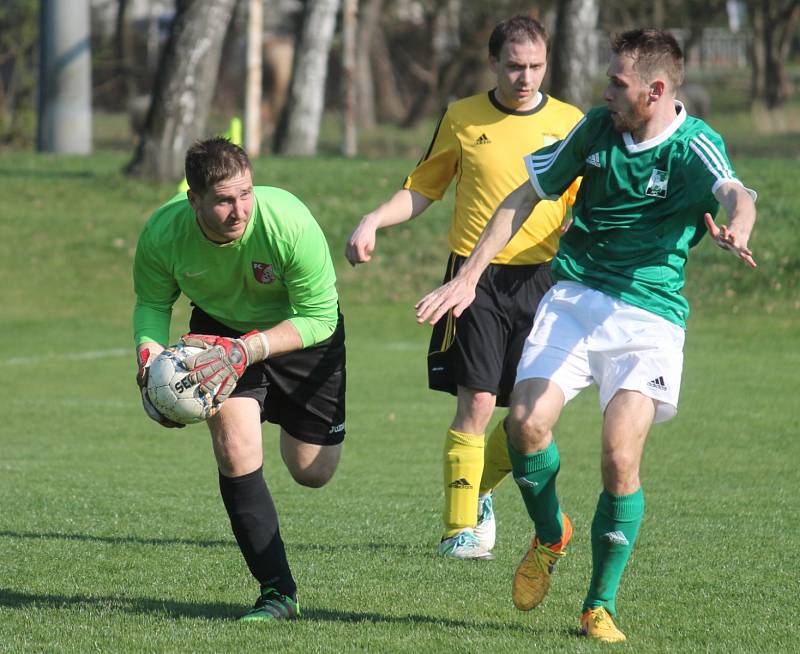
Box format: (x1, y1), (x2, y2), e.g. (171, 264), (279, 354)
(1, 0), (798, 179)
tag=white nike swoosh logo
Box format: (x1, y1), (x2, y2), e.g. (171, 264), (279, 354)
(184, 270), (207, 278)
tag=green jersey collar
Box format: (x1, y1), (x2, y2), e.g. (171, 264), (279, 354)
(622, 100), (687, 153)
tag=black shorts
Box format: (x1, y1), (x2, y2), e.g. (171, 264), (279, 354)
(427, 254), (554, 407)
(189, 307), (346, 446)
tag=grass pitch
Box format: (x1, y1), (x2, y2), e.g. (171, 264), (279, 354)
(0, 152), (797, 653)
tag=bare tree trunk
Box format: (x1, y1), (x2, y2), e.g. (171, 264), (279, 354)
(113, 0), (136, 110)
(261, 35), (295, 145)
(356, 0), (381, 128)
(652, 0), (665, 27)
(402, 1), (459, 127)
(749, 5), (766, 100)
(275, 0), (341, 156)
(751, 0), (799, 110)
(146, 5), (161, 74)
(126, 0), (238, 180)
(549, 0), (599, 110)
(371, 21), (407, 123)
(341, 0), (357, 157)
(245, 0), (263, 156)
(765, 2), (799, 108)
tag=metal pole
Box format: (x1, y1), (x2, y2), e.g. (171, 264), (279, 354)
(37, 0), (93, 153)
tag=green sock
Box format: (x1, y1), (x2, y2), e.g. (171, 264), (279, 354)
(507, 440), (563, 544)
(583, 488), (645, 616)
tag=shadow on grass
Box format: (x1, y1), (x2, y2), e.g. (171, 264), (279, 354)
(0, 530), (231, 549)
(0, 589), (541, 632)
(0, 530), (430, 554)
(0, 588), (241, 620)
(303, 607), (537, 633)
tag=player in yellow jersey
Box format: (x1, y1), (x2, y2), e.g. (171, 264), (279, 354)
(345, 15), (582, 558)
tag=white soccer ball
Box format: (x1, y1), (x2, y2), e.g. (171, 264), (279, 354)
(146, 344), (216, 425)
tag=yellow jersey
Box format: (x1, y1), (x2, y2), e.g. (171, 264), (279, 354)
(404, 91), (582, 264)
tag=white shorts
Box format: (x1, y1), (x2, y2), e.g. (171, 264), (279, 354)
(516, 282), (685, 423)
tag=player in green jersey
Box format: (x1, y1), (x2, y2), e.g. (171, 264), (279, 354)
(416, 29), (757, 642)
(345, 15), (581, 560)
(133, 137), (346, 622)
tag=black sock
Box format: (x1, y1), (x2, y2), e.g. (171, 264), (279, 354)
(218, 467), (297, 598)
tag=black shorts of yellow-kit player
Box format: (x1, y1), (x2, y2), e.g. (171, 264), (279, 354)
(189, 305), (346, 445)
(427, 253), (553, 407)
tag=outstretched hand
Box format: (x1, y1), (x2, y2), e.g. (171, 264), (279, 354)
(415, 277), (477, 325)
(704, 213), (757, 268)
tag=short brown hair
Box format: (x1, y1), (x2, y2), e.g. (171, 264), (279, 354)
(489, 15), (549, 59)
(185, 137), (252, 194)
(612, 29), (684, 90)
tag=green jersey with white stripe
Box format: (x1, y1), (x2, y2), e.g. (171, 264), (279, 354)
(524, 102), (753, 327)
(133, 186), (339, 348)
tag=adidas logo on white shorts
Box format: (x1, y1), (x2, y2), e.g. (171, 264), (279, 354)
(647, 376), (667, 391)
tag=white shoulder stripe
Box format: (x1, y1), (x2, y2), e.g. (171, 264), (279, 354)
(696, 133), (732, 175)
(529, 150), (559, 163)
(525, 158), (557, 200)
(689, 139), (737, 184)
(530, 157), (559, 175)
(691, 134), (734, 179)
(688, 141), (722, 181)
(527, 115), (587, 175)
(693, 134), (756, 200)
(698, 133), (733, 177)
(524, 114), (586, 201)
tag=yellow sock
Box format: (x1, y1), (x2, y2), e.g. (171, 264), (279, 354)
(479, 419), (512, 495)
(442, 429), (484, 538)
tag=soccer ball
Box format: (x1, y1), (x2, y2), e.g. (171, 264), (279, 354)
(146, 344), (217, 425)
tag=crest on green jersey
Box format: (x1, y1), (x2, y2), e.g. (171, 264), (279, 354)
(252, 261), (275, 284)
(645, 168), (669, 198)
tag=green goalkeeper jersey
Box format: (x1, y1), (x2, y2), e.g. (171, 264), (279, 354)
(133, 186), (338, 347)
(525, 102), (755, 327)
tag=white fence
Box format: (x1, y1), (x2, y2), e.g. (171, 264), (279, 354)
(594, 27), (751, 73)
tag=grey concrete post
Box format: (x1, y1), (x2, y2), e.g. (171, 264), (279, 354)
(37, 0), (93, 153)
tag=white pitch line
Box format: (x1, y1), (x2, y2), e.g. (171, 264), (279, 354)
(1, 343), (424, 365)
(3, 348), (130, 366)
(11, 397), (130, 409)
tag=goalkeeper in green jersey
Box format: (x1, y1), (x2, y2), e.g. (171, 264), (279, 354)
(416, 29), (757, 642)
(133, 137), (345, 622)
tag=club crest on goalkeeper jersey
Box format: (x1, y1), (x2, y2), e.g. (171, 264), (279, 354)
(133, 186), (338, 348)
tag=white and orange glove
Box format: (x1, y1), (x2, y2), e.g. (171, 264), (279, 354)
(180, 331), (270, 407)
